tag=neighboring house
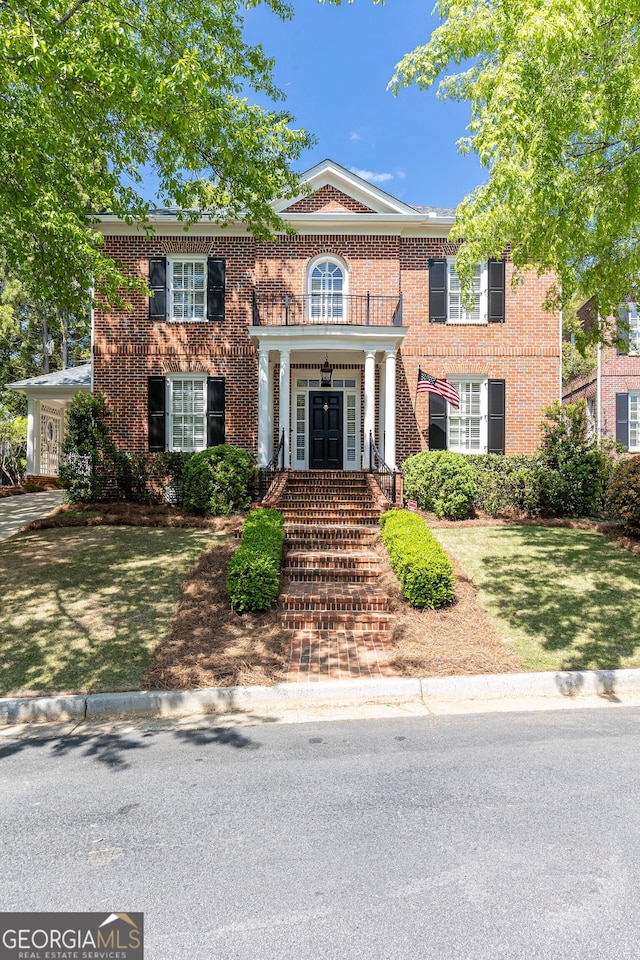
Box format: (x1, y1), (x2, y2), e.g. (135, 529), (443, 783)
(563, 298), (640, 452)
(7, 364), (91, 478)
(10, 160), (561, 478)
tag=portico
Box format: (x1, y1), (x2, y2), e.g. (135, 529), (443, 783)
(248, 324), (407, 470)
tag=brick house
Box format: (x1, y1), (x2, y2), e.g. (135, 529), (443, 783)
(11, 160), (561, 479)
(563, 298), (640, 452)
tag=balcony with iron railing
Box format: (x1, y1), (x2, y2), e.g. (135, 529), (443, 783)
(251, 291), (404, 327)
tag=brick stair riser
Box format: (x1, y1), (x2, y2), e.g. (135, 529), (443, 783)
(277, 496), (375, 506)
(282, 517), (380, 529)
(281, 613), (394, 633)
(285, 527), (378, 542)
(284, 569), (380, 584)
(284, 539), (376, 552)
(285, 553), (380, 572)
(279, 597), (390, 614)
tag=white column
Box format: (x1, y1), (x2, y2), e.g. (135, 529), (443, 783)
(363, 349), (376, 468)
(26, 397), (36, 476)
(279, 349), (290, 468)
(384, 349), (397, 469)
(267, 360), (274, 457)
(378, 360), (386, 460)
(257, 348), (270, 466)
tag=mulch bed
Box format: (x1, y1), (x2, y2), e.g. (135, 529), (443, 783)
(0, 481), (62, 498)
(20, 499), (244, 534)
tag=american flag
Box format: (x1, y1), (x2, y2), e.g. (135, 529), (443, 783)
(416, 368), (460, 408)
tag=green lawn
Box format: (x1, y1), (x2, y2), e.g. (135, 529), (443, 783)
(432, 525), (640, 672)
(0, 526), (223, 696)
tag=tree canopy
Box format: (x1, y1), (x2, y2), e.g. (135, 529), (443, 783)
(0, 0), (311, 312)
(388, 0), (640, 331)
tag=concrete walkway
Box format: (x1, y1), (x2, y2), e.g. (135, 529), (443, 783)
(0, 490), (66, 541)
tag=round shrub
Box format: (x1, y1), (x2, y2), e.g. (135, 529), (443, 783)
(403, 451), (476, 520)
(182, 444), (256, 515)
(607, 456), (640, 530)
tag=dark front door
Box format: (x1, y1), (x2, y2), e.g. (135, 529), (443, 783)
(309, 391), (343, 469)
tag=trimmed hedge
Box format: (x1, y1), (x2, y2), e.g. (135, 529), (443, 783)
(227, 508), (285, 613)
(608, 456), (640, 531)
(380, 510), (455, 609)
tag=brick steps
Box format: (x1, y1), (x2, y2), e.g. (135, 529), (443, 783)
(271, 471), (397, 680)
(285, 525), (378, 550)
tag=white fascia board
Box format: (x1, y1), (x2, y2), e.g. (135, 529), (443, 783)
(7, 384), (91, 399)
(247, 324), (408, 356)
(96, 212), (454, 239)
(272, 159), (419, 216)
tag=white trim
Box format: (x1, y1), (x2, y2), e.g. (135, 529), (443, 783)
(307, 254), (349, 323)
(446, 259), (487, 325)
(630, 391), (640, 452)
(447, 377), (489, 454)
(290, 368), (361, 470)
(165, 373), (207, 452)
(167, 255), (207, 323)
(273, 159), (420, 216)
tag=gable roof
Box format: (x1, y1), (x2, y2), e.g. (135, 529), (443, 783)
(275, 159), (421, 217)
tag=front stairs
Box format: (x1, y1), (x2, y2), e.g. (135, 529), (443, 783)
(268, 471), (399, 681)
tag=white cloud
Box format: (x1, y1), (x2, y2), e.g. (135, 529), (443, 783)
(350, 167), (394, 184)
(395, 170), (407, 180)
(349, 132), (362, 142)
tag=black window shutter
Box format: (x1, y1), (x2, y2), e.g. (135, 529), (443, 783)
(148, 376), (166, 451)
(617, 309), (630, 355)
(207, 376), (225, 446)
(488, 379), (506, 454)
(616, 392), (629, 448)
(428, 393), (447, 450)
(149, 258), (167, 321)
(488, 259), (505, 323)
(428, 258), (447, 323)
(207, 257), (225, 321)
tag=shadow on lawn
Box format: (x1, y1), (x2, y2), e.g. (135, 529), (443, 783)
(473, 526), (640, 672)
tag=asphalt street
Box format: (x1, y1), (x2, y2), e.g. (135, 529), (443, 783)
(1, 709), (640, 960)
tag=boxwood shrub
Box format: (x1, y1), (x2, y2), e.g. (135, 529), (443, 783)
(380, 510), (455, 609)
(227, 508), (285, 613)
(607, 456), (640, 531)
(182, 444), (256, 515)
(402, 451), (476, 520)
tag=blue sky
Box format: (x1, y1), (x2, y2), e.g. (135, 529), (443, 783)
(242, 0), (485, 209)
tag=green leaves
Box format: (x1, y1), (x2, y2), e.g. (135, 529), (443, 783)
(0, 1), (312, 310)
(390, 0), (640, 331)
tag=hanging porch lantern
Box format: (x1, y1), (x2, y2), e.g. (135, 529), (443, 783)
(320, 354), (333, 387)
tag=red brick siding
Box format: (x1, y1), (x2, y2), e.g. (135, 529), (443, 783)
(283, 185), (375, 214)
(94, 232), (560, 459)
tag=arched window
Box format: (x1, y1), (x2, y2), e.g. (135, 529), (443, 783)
(308, 256), (347, 322)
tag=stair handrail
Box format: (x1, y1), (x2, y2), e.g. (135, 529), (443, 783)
(257, 430), (285, 501)
(368, 431), (399, 504)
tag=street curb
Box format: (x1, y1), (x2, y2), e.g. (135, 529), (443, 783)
(2, 669), (640, 724)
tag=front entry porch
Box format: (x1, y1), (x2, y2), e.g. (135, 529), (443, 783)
(248, 324), (407, 471)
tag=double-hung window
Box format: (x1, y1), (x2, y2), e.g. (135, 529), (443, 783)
(167, 375), (207, 451)
(447, 261), (485, 324)
(447, 379), (488, 452)
(169, 258), (206, 322)
(429, 257), (504, 324)
(624, 303), (640, 355)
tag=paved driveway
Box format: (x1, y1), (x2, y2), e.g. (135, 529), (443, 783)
(0, 490), (66, 541)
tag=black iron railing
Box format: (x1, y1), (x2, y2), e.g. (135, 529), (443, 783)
(256, 430), (285, 502)
(368, 430), (399, 504)
(251, 292), (404, 327)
